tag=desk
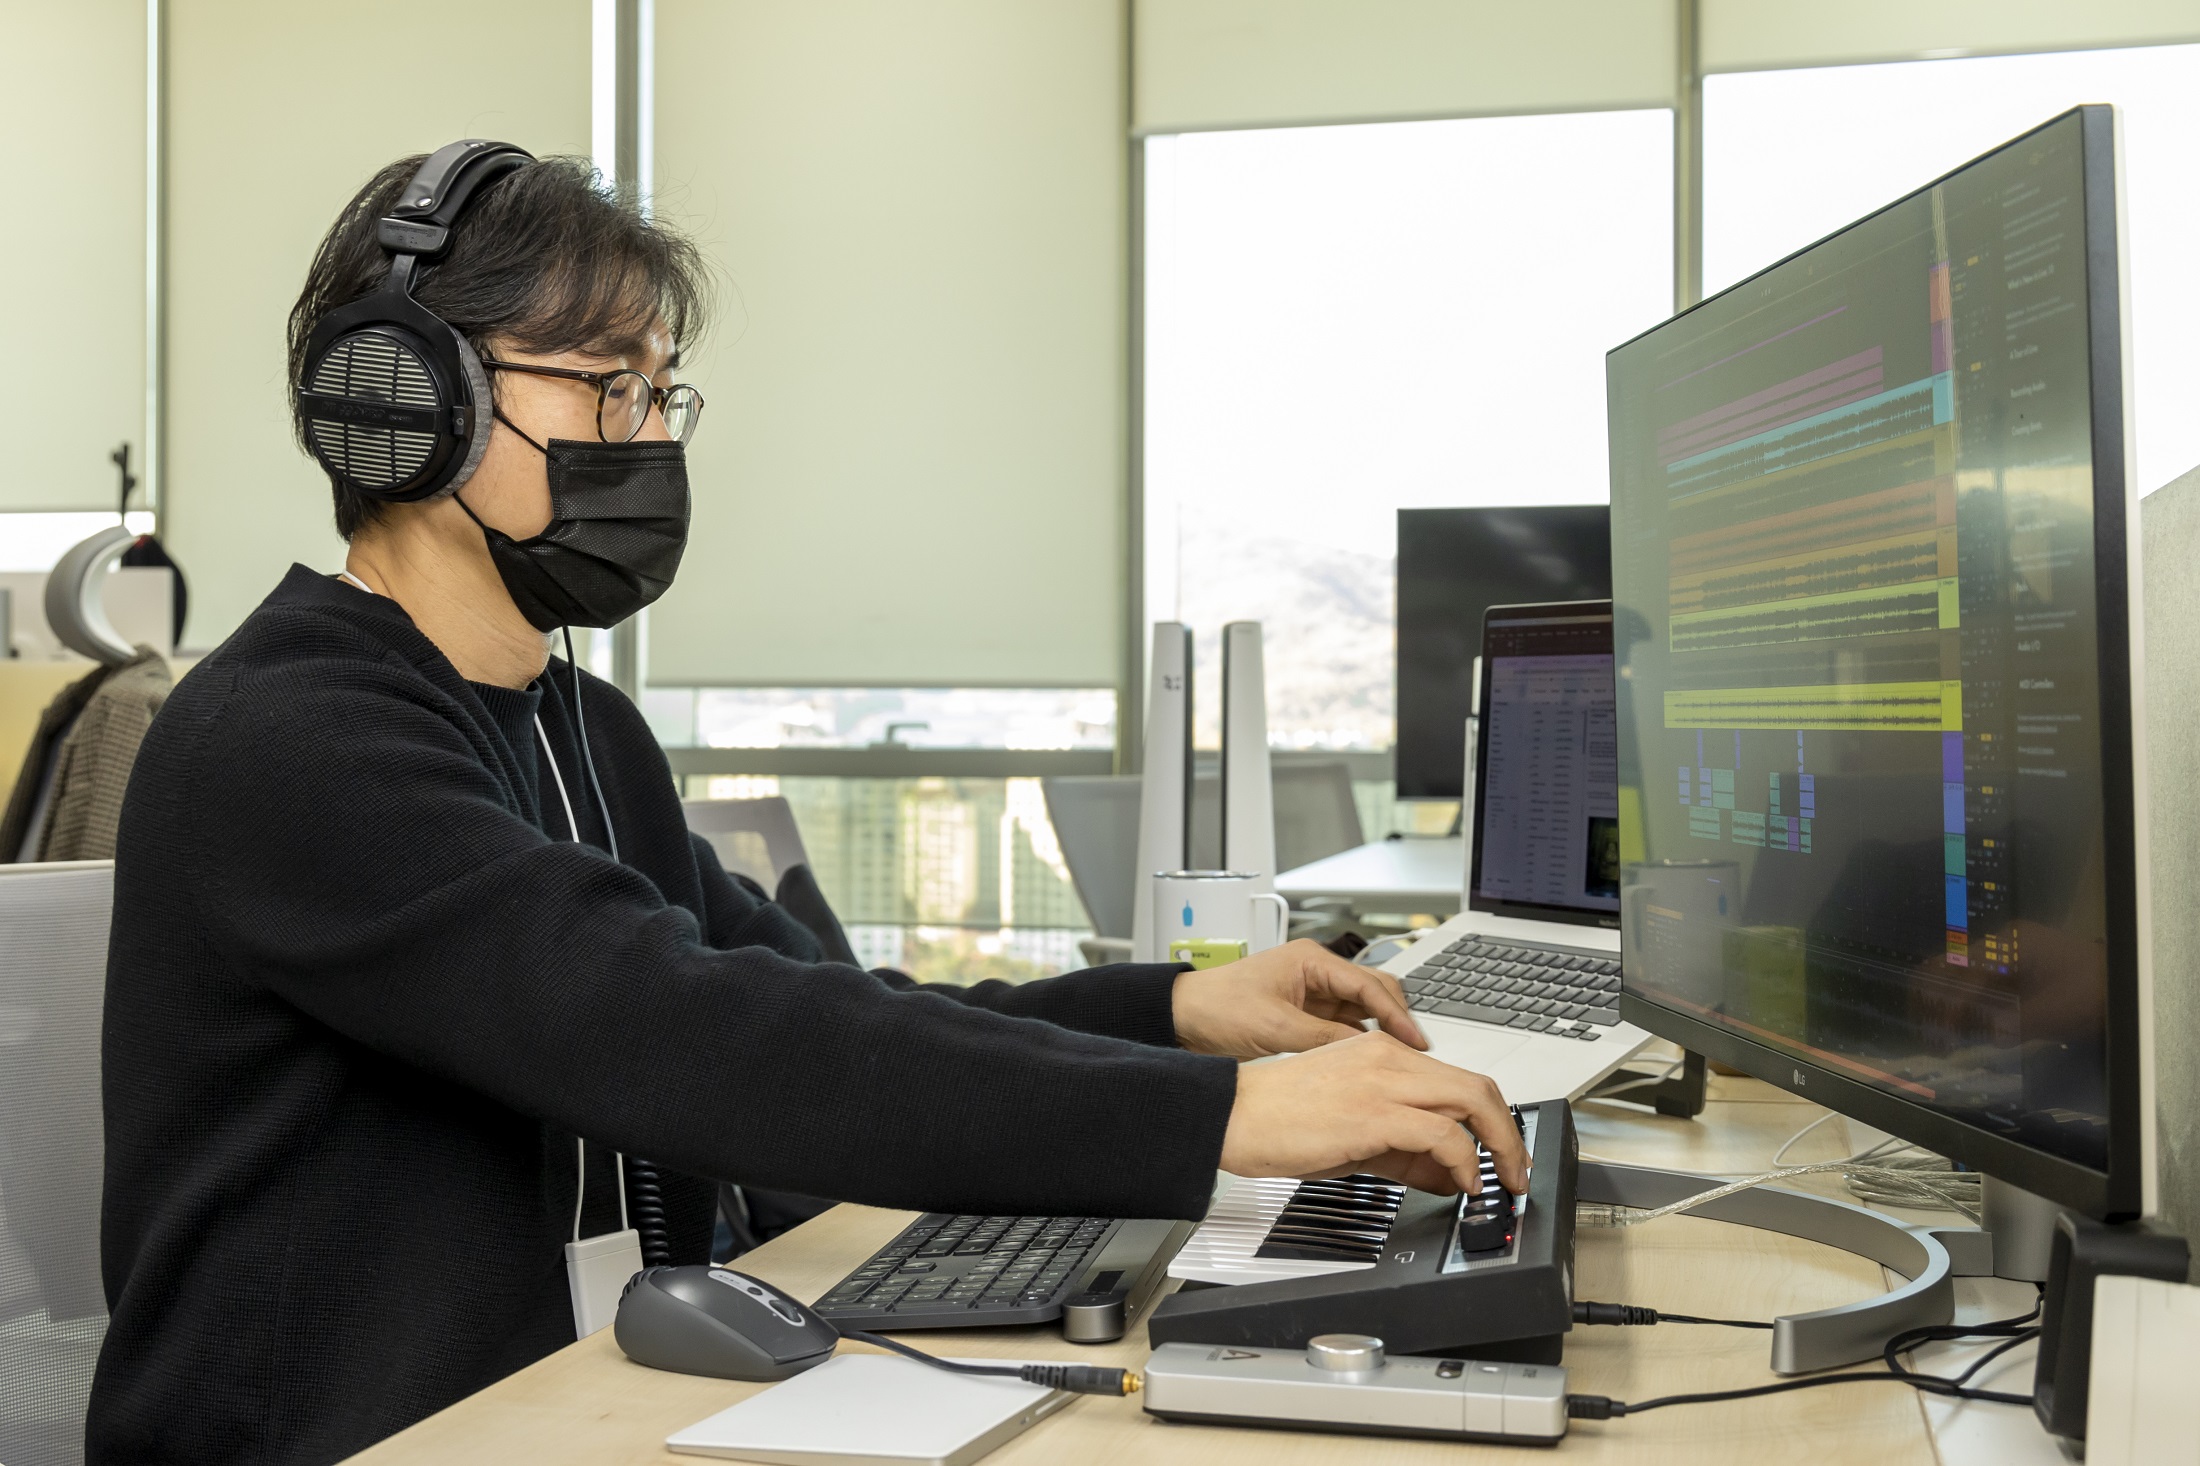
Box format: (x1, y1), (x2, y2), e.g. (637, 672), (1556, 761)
(348, 1074), (2053, 1465)
(1276, 836), (1464, 918)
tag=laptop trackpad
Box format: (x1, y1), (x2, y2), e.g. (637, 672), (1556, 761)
(1422, 1020), (1537, 1076)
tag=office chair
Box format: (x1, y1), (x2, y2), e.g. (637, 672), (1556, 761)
(0, 860), (114, 1466)
(680, 797), (810, 892)
(1039, 777), (1140, 967)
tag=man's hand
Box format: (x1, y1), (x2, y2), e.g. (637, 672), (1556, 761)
(1171, 938), (1426, 1060)
(1218, 1031), (1528, 1196)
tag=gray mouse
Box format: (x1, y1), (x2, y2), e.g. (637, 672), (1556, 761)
(614, 1265), (842, 1381)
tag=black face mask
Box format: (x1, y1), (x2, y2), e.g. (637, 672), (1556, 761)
(458, 418), (690, 632)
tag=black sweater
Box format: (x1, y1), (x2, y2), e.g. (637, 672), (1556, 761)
(89, 565), (1236, 1465)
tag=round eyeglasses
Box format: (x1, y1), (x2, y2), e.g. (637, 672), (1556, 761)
(480, 357), (706, 445)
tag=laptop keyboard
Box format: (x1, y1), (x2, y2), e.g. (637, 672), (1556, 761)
(1401, 935), (1621, 1041)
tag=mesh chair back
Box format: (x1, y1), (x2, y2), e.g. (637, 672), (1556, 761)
(680, 797), (811, 892)
(1272, 763), (1365, 874)
(1040, 777), (1141, 940)
(0, 860), (113, 1466)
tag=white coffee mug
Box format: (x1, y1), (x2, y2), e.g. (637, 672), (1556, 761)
(1153, 870), (1289, 955)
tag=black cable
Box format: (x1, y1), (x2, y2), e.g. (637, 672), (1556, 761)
(558, 627), (675, 1265)
(1568, 1293), (2048, 1420)
(1572, 1301), (1772, 1330)
(841, 1331), (1140, 1397)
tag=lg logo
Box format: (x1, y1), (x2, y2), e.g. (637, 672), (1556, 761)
(1793, 1069), (1807, 1087)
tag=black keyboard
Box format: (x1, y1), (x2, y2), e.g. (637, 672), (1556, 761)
(1401, 934), (1622, 1041)
(812, 1213), (1190, 1334)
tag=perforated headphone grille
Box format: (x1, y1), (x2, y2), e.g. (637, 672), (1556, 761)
(306, 333), (441, 492)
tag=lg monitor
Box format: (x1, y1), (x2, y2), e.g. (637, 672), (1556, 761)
(1607, 106), (2149, 1222)
(1395, 506), (1611, 801)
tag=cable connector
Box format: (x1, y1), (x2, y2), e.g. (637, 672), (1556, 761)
(1014, 1363), (1142, 1396)
(1566, 1394), (1628, 1419)
(1573, 1301), (1659, 1326)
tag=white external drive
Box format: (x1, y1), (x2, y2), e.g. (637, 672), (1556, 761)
(666, 1354), (1071, 1466)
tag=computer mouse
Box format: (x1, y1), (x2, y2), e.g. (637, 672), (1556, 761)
(613, 1265), (842, 1381)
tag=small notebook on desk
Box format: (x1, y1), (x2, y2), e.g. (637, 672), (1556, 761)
(665, 1354), (1070, 1466)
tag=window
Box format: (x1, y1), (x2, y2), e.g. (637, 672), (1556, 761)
(1142, 111), (1674, 752)
(1705, 43), (2200, 495)
(679, 774), (1092, 981)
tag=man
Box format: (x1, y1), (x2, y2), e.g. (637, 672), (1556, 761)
(88, 150), (1524, 1465)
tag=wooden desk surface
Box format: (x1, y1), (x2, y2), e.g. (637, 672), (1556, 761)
(350, 1075), (2010, 1465)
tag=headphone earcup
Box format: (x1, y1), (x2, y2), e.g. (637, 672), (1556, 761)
(442, 330), (494, 497)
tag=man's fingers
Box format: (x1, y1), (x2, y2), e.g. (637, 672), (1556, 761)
(1380, 1108), (1484, 1195)
(1274, 1014), (1370, 1051)
(1373, 1055), (1528, 1193)
(1304, 953), (1426, 1050)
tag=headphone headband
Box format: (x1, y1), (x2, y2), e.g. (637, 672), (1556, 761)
(376, 140), (534, 261)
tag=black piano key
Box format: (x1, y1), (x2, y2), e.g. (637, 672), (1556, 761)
(1256, 1238), (1385, 1262)
(1266, 1221), (1392, 1248)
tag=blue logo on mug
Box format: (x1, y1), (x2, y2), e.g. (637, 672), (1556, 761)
(1181, 902), (1194, 928)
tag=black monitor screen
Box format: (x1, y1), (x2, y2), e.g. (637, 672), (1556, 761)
(1469, 606), (1620, 925)
(1396, 507), (1611, 800)
(1607, 108), (2139, 1212)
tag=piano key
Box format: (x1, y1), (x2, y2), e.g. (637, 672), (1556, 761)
(1257, 1239), (1384, 1262)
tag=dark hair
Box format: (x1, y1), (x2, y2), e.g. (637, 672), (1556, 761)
(287, 154), (711, 538)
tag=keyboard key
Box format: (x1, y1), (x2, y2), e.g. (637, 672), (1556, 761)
(1430, 998), (1516, 1027)
(1589, 1008), (1621, 1026)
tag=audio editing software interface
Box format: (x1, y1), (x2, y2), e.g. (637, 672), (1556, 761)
(1607, 112), (2114, 1167)
(1475, 612), (1621, 918)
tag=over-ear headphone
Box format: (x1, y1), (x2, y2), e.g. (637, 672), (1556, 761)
(297, 139), (535, 503)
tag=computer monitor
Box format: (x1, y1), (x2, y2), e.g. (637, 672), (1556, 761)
(1395, 507), (1611, 800)
(1466, 602), (1620, 929)
(1606, 106), (2148, 1222)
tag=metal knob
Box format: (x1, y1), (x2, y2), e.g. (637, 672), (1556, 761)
(1305, 1334), (1386, 1372)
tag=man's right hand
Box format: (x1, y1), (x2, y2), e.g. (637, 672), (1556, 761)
(1216, 1031), (1528, 1196)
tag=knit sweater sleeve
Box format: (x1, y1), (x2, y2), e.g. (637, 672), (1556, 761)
(185, 662), (1235, 1220)
(683, 829), (1188, 1048)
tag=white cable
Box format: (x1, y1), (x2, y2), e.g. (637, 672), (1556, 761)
(1771, 1111), (1838, 1168)
(535, 716), (580, 841)
(538, 714), (631, 1233)
(573, 1137), (586, 1243)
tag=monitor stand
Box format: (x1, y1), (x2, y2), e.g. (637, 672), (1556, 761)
(1577, 1160), (2053, 1374)
(1588, 1050), (1707, 1117)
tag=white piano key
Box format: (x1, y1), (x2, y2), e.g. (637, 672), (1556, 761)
(1168, 1176), (1390, 1286)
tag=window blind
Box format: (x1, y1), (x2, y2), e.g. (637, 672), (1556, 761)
(1133, 0), (1679, 136)
(1702, 0), (2200, 73)
(3, 2), (146, 512)
(648, 0), (1129, 689)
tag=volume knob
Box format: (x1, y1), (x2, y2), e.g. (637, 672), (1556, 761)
(1305, 1334), (1386, 1372)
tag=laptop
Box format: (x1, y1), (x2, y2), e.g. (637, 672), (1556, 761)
(1379, 600), (1651, 1104)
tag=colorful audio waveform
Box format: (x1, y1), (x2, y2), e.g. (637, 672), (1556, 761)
(1669, 578), (1958, 654)
(1663, 681), (1962, 732)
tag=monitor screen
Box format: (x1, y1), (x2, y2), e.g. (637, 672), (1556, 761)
(1396, 507), (1611, 801)
(1606, 107), (2140, 1215)
(1468, 604), (1619, 926)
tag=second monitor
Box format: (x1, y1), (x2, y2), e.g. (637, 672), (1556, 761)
(1396, 506), (1611, 801)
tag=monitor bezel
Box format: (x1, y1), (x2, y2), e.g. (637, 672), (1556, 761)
(1608, 105), (2142, 1221)
(1466, 598), (1621, 931)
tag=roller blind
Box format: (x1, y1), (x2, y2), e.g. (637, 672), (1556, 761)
(2, 2), (145, 512)
(161, 0), (590, 649)
(1133, 0), (1679, 136)
(649, 0), (1128, 688)
(1701, 0), (2200, 73)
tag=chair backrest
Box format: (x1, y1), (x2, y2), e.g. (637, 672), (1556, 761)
(1191, 764), (1361, 878)
(1271, 762), (1365, 875)
(1040, 777), (1141, 940)
(680, 797), (811, 892)
(0, 859), (114, 1466)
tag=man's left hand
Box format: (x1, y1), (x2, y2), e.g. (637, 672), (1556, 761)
(1171, 938), (1428, 1060)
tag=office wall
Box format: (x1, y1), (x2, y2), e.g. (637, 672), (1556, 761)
(650, 0), (1128, 688)
(161, 0), (590, 648)
(2144, 467), (2200, 1260)
(1132, 0), (1679, 134)
(1701, 0), (2200, 73)
(3, 2), (146, 512)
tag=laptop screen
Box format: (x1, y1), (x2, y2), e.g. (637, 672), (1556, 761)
(1468, 602), (1619, 926)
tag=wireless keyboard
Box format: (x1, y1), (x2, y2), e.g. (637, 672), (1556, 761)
(812, 1213), (1191, 1336)
(1401, 934), (1622, 1041)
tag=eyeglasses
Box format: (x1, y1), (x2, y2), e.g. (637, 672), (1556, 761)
(479, 357), (706, 445)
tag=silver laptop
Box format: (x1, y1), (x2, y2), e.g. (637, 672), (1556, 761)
(1381, 601), (1650, 1104)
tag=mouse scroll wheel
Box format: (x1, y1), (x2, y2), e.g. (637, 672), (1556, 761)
(768, 1300), (805, 1324)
